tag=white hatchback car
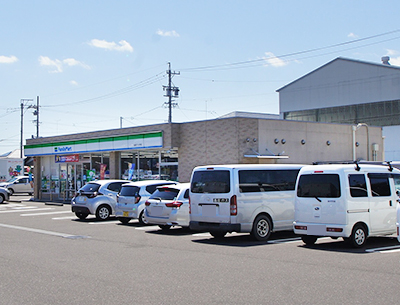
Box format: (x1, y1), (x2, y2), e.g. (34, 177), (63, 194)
(71, 180), (130, 220)
(115, 180), (177, 224)
(0, 176), (33, 195)
(144, 183), (190, 230)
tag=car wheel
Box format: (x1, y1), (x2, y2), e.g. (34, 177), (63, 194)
(301, 235), (318, 245)
(75, 212), (88, 220)
(118, 217), (131, 224)
(251, 214), (272, 241)
(138, 210), (148, 225)
(349, 224), (367, 248)
(0, 194), (5, 204)
(29, 192), (33, 196)
(210, 231), (226, 239)
(8, 188), (14, 195)
(96, 205), (111, 220)
(159, 225), (171, 231)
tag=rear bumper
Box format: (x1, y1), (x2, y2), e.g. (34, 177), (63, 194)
(293, 221), (349, 237)
(189, 221), (240, 233)
(72, 206), (91, 215)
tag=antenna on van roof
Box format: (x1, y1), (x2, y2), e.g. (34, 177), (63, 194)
(354, 161), (361, 171)
(386, 161), (393, 172)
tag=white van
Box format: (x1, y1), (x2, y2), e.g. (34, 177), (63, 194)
(294, 163), (400, 247)
(397, 203), (400, 243)
(189, 164), (304, 241)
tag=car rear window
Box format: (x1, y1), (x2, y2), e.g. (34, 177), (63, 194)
(150, 188), (180, 200)
(119, 185), (140, 196)
(191, 170), (230, 193)
(297, 174), (341, 198)
(79, 183), (101, 192)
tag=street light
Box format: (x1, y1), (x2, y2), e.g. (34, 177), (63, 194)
(352, 123), (369, 161)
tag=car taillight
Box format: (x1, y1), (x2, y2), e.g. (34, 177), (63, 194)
(145, 200), (151, 206)
(135, 196), (141, 204)
(230, 195), (237, 216)
(327, 227), (343, 232)
(166, 201), (183, 208)
(294, 225), (307, 230)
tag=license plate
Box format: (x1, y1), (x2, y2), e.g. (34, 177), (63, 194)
(203, 204), (217, 217)
(150, 206), (163, 216)
(76, 196), (87, 204)
(123, 211), (129, 217)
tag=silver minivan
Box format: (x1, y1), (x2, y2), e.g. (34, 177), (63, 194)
(189, 164), (304, 241)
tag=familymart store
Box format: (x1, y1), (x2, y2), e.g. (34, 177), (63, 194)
(25, 129), (179, 201)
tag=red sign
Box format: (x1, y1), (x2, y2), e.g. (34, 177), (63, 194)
(55, 154), (79, 163)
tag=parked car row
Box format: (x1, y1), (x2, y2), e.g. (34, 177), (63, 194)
(68, 162), (400, 248)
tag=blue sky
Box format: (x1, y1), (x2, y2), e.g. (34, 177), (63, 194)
(1, 1), (400, 154)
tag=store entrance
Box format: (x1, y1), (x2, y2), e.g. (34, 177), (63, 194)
(58, 162), (90, 200)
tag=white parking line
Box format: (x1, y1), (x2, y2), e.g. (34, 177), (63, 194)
(268, 237), (302, 244)
(21, 211), (72, 217)
(52, 216), (77, 220)
(0, 223), (77, 238)
(365, 245), (400, 253)
(88, 220), (121, 225)
(135, 225), (160, 230)
(0, 207), (53, 214)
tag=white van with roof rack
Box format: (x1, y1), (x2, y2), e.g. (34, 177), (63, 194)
(189, 164), (304, 241)
(294, 163), (400, 247)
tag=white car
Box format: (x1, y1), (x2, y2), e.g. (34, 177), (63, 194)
(0, 175), (33, 195)
(115, 180), (177, 224)
(71, 180), (130, 220)
(144, 183), (190, 230)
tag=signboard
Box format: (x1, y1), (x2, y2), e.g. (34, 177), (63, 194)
(55, 154), (79, 163)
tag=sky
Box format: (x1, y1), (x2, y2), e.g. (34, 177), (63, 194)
(2, 0), (400, 155)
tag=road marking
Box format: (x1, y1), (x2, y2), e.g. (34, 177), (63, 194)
(365, 245), (400, 253)
(268, 237), (302, 244)
(52, 216), (76, 220)
(135, 225), (159, 230)
(0, 223), (89, 239)
(88, 220), (121, 225)
(21, 211), (72, 217)
(0, 207), (53, 214)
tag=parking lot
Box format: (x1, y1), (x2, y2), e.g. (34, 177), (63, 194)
(1, 195), (400, 304)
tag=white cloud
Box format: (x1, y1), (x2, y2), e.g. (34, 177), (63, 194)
(388, 57), (400, 66)
(262, 52), (287, 67)
(348, 32), (359, 39)
(386, 49), (399, 56)
(38, 56), (90, 73)
(88, 39), (134, 52)
(156, 29), (180, 37)
(0, 55), (18, 64)
(69, 80), (78, 86)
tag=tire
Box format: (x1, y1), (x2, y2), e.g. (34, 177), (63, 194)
(210, 231), (226, 239)
(96, 205), (111, 220)
(75, 212), (88, 220)
(159, 225), (171, 231)
(118, 217), (131, 224)
(138, 210), (148, 225)
(251, 214), (272, 241)
(349, 224), (367, 248)
(0, 194), (5, 204)
(8, 188), (14, 195)
(301, 235), (318, 245)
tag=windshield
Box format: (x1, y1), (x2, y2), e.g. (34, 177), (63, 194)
(297, 174), (341, 198)
(79, 183), (101, 193)
(119, 185), (140, 197)
(150, 188), (180, 200)
(7, 177), (19, 183)
(191, 170), (230, 193)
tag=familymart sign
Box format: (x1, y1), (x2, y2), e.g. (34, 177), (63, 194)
(24, 131), (163, 156)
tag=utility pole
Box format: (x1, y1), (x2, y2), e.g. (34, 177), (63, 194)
(20, 98), (34, 158)
(163, 62), (180, 123)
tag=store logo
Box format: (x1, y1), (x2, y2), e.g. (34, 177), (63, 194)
(54, 146), (72, 153)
